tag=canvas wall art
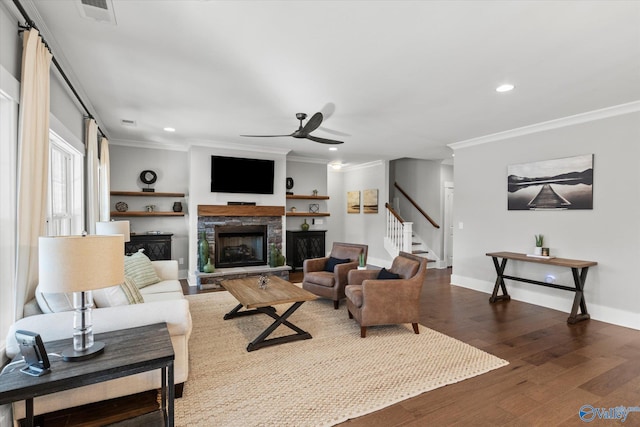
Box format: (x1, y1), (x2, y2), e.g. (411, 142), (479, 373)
(363, 189), (379, 213)
(507, 154), (593, 210)
(347, 190), (360, 213)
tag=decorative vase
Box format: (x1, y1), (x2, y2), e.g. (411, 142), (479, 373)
(276, 253), (286, 267)
(198, 231), (209, 272)
(172, 202), (183, 212)
(534, 247), (542, 255)
(269, 243), (278, 268)
(203, 258), (215, 273)
(301, 219), (310, 231)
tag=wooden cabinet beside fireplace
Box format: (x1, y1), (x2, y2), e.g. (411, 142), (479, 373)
(286, 230), (326, 271)
(125, 233), (173, 260)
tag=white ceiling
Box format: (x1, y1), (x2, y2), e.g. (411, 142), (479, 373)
(17, 0), (640, 165)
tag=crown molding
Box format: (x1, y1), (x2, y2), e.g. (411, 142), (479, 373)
(449, 100), (640, 150)
(188, 140), (291, 156)
(286, 155), (330, 165)
(108, 138), (189, 152)
(340, 160), (385, 172)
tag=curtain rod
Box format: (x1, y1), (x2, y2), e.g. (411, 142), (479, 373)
(13, 0), (106, 138)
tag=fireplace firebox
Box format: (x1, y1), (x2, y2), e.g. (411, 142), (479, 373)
(214, 225), (267, 268)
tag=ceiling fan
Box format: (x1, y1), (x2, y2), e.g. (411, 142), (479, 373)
(241, 112), (344, 145)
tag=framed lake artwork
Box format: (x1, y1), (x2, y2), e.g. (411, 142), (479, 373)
(347, 190), (360, 213)
(507, 154), (593, 210)
(363, 189), (379, 213)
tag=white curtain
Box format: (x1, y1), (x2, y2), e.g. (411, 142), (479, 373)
(14, 28), (52, 320)
(85, 118), (99, 233)
(99, 137), (111, 221)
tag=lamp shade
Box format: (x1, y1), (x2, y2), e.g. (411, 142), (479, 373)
(39, 235), (124, 293)
(96, 220), (130, 242)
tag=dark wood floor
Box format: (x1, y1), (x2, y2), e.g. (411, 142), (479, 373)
(34, 268), (640, 426)
(341, 268), (640, 426)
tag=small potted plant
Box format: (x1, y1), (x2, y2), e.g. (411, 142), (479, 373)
(357, 253), (366, 270)
(534, 234), (544, 255)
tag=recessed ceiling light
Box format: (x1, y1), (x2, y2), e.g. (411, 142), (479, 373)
(163, 127), (176, 132)
(329, 162), (343, 170)
(329, 147), (338, 151)
(496, 84), (515, 93)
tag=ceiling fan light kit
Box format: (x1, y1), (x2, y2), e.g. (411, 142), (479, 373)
(241, 112), (344, 145)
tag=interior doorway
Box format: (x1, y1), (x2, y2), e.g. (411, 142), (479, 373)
(443, 182), (454, 267)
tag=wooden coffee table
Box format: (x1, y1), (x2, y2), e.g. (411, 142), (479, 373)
(221, 275), (317, 351)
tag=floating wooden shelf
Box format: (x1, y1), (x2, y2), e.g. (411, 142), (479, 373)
(286, 195), (329, 200)
(111, 191), (185, 197)
(111, 211), (185, 217)
(286, 212), (330, 217)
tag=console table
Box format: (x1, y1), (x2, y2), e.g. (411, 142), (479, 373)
(0, 323), (175, 427)
(486, 251), (597, 324)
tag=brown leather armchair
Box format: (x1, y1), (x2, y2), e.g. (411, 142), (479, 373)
(345, 252), (427, 337)
(302, 242), (368, 309)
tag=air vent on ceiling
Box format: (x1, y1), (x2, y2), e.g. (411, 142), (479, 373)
(76, 0), (117, 25)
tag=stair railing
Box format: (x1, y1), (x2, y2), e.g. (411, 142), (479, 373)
(394, 182), (440, 229)
(385, 203), (412, 254)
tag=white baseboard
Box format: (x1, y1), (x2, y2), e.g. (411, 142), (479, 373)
(451, 274), (640, 331)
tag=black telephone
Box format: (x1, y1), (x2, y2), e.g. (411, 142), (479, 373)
(15, 330), (50, 376)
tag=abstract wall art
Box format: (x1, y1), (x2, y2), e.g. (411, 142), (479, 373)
(363, 189), (379, 214)
(347, 190), (360, 213)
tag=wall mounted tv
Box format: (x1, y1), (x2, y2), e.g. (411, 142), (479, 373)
(211, 155), (275, 194)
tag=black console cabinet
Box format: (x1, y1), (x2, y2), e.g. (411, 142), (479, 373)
(286, 230), (326, 271)
(126, 233), (173, 260)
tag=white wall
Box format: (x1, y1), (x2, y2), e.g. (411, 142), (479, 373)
(109, 144), (190, 276)
(451, 109), (640, 329)
(0, 3), (20, 80)
(332, 161), (392, 267)
(187, 145), (288, 283)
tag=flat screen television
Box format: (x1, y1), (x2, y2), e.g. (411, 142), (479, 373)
(211, 155), (275, 194)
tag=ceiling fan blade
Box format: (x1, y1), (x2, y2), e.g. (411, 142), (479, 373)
(319, 102), (336, 119)
(240, 134), (293, 137)
(300, 112), (323, 135)
(319, 126), (351, 137)
(306, 135), (344, 145)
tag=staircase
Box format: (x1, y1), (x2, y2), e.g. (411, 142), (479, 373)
(384, 203), (437, 264)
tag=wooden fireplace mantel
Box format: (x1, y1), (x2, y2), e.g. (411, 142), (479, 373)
(198, 205), (285, 217)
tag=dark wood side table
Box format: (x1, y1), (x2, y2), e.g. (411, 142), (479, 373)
(486, 251), (597, 324)
(0, 323), (175, 427)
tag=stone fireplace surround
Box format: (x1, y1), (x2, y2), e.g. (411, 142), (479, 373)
(196, 205), (290, 289)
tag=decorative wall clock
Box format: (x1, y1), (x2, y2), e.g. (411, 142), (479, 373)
(140, 170), (157, 192)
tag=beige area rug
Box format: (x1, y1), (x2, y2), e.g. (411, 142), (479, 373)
(176, 291), (508, 426)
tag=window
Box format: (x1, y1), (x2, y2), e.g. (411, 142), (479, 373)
(0, 84), (18, 354)
(47, 131), (83, 236)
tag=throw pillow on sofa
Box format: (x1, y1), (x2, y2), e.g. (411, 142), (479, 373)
(325, 256), (351, 272)
(124, 249), (161, 289)
(93, 277), (144, 307)
(376, 268), (400, 280)
(34, 286), (75, 313)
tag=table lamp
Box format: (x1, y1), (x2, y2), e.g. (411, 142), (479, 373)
(38, 235), (124, 361)
(96, 220), (130, 243)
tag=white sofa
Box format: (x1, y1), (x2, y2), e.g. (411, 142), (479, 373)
(5, 260), (192, 422)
